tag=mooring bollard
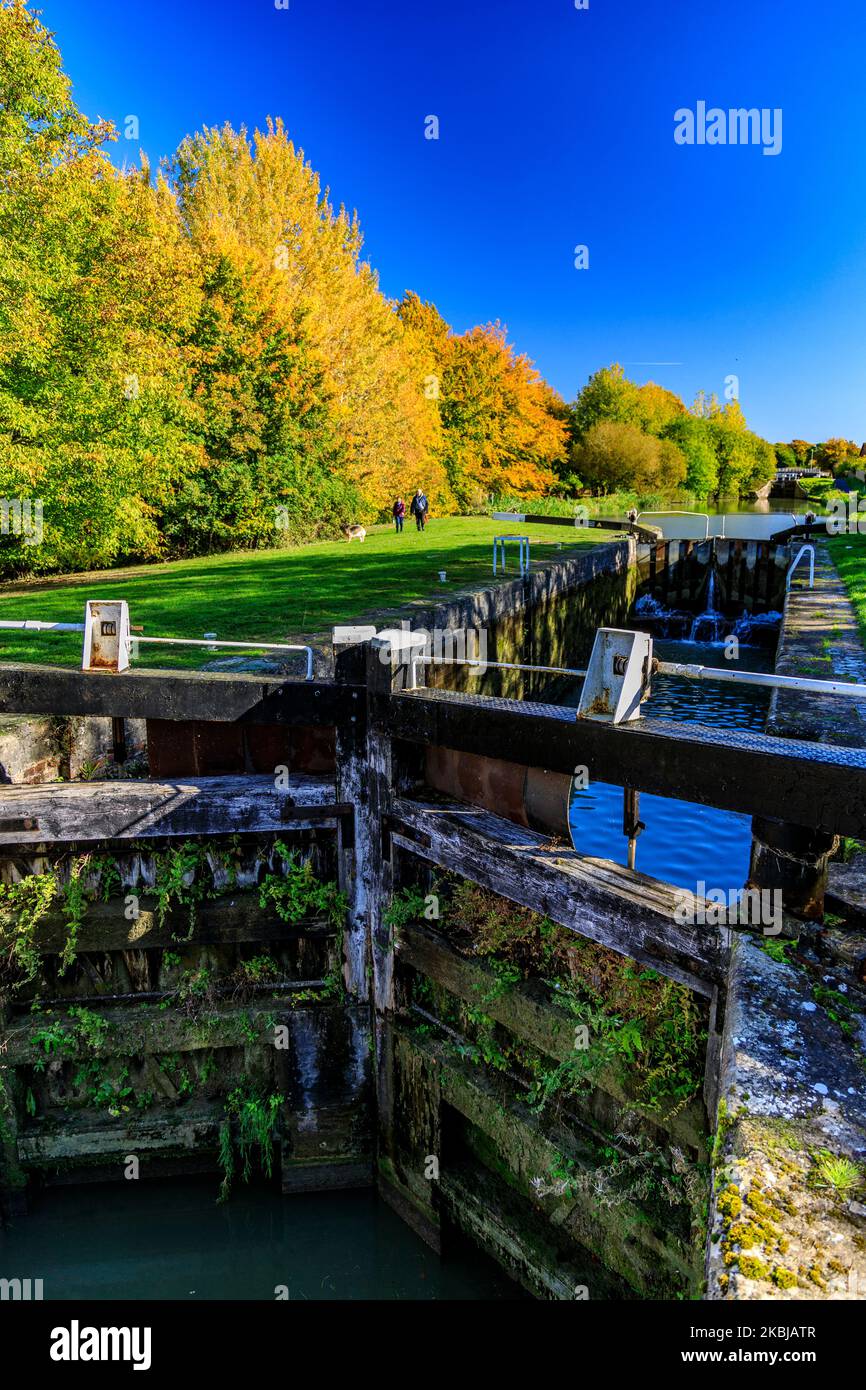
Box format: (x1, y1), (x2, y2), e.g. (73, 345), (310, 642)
(749, 816), (837, 920)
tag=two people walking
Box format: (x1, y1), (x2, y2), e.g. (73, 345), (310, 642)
(393, 489), (429, 533)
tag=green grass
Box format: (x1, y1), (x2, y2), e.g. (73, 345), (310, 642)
(0, 518), (606, 671)
(827, 533), (866, 646)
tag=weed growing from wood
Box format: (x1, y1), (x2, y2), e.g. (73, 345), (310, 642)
(0, 872), (58, 985)
(0, 852), (131, 988)
(435, 878), (706, 1113)
(258, 842), (346, 926)
(217, 1082), (282, 1202)
(152, 842), (214, 938)
(383, 886), (430, 931)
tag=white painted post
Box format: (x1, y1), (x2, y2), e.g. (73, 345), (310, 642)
(82, 601), (131, 673)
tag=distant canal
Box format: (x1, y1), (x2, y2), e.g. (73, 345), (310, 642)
(634, 498), (814, 541)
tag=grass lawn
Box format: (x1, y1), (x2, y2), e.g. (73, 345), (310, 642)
(827, 533), (866, 645)
(0, 517), (607, 671)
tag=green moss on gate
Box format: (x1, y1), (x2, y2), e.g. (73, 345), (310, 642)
(0, 841), (346, 993)
(0, 1070), (27, 1194)
(407, 878), (707, 1116)
(394, 874), (710, 1295)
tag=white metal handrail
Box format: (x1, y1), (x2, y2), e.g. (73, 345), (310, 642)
(492, 534), (530, 576)
(0, 620), (84, 632)
(427, 651), (866, 700)
(786, 544), (815, 591)
(655, 660), (866, 700)
(0, 619), (314, 679)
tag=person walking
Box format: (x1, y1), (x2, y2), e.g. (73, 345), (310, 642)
(392, 496), (406, 533)
(409, 488), (429, 532)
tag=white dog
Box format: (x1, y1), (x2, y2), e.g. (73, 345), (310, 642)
(343, 525), (366, 543)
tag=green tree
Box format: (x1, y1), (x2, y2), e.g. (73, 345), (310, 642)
(0, 3), (207, 576)
(571, 364), (644, 439)
(572, 420), (685, 494)
(161, 252), (354, 552)
(662, 415), (719, 495)
(709, 406), (774, 496)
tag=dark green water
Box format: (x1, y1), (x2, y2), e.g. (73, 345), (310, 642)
(0, 1180), (523, 1301)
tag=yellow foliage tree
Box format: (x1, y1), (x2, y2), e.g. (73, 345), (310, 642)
(171, 121), (452, 516)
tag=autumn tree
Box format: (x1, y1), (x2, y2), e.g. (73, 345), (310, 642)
(572, 421), (685, 494)
(171, 122), (451, 518)
(636, 382), (686, 435)
(816, 438), (859, 471)
(435, 324), (567, 506)
(789, 439), (813, 465)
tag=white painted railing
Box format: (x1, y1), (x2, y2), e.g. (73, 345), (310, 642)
(786, 544), (815, 591)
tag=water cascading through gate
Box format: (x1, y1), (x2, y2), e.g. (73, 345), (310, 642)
(688, 543), (724, 643)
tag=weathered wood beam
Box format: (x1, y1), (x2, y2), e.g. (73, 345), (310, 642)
(438, 1166), (632, 1300)
(16, 1098), (225, 1167)
(334, 635), (373, 997)
(391, 795), (726, 994)
(0, 664), (358, 725)
(385, 688), (866, 837)
(0, 774), (343, 844)
(16, 895), (336, 955)
(2, 996), (363, 1066)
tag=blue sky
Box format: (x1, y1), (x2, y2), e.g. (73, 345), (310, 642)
(40, 0), (866, 443)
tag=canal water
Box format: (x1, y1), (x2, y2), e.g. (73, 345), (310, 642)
(0, 1180), (523, 1301)
(637, 498), (815, 541)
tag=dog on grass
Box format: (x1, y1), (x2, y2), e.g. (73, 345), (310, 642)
(343, 525), (367, 543)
